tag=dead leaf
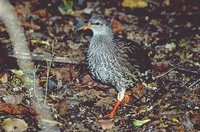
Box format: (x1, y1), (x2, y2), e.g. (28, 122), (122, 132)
(163, 0), (170, 6)
(31, 40), (51, 46)
(69, 65), (78, 80)
(0, 103), (37, 115)
(58, 102), (68, 117)
(132, 83), (145, 99)
(0, 73), (8, 83)
(173, 125), (185, 132)
(122, 0), (148, 8)
(96, 97), (113, 107)
(75, 89), (103, 99)
(191, 113), (200, 125)
(2, 93), (24, 104)
(0, 88), (8, 97)
(165, 42), (176, 51)
(11, 70), (24, 76)
(21, 21), (41, 30)
(99, 120), (114, 130)
(111, 19), (124, 33)
(15, 2), (31, 18)
(81, 74), (93, 84)
(51, 67), (71, 82)
(33, 9), (49, 17)
(1, 118), (28, 132)
(132, 105), (149, 114)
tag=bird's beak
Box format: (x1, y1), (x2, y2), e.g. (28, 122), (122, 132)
(83, 25), (93, 30)
(76, 25), (93, 31)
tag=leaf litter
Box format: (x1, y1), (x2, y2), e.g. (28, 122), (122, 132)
(0, 0), (200, 131)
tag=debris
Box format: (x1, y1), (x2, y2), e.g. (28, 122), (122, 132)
(122, 0), (148, 8)
(2, 94), (24, 104)
(99, 120), (115, 130)
(1, 118), (28, 132)
(0, 103), (37, 115)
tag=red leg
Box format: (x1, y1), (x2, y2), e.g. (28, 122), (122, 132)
(102, 83), (145, 118)
(104, 100), (121, 118)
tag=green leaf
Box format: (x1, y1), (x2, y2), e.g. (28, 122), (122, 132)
(133, 119), (151, 127)
(58, 0), (74, 15)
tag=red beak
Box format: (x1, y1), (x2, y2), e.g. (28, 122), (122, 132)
(83, 25), (93, 30)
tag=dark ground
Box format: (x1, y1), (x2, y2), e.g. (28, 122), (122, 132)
(0, 0), (200, 131)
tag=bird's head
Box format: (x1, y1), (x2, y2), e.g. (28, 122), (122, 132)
(84, 15), (113, 35)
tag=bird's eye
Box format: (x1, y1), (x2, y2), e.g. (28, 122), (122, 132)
(91, 22), (100, 25)
(95, 22), (100, 25)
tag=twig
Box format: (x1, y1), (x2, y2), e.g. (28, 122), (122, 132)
(8, 52), (84, 64)
(169, 61), (200, 75)
(148, 0), (159, 6)
(188, 78), (200, 89)
(153, 68), (175, 80)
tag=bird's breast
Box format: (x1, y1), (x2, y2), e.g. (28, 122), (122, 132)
(87, 47), (113, 84)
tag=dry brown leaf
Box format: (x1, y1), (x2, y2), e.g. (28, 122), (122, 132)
(96, 97), (113, 107)
(0, 88), (8, 97)
(51, 67), (71, 82)
(15, 2), (31, 18)
(81, 74), (93, 84)
(173, 125), (185, 132)
(1, 118), (28, 132)
(0, 103), (37, 115)
(191, 113), (200, 125)
(99, 120), (114, 130)
(132, 83), (145, 99)
(21, 21), (41, 30)
(58, 102), (68, 117)
(75, 89), (103, 99)
(69, 65), (78, 80)
(33, 9), (49, 17)
(111, 19), (124, 33)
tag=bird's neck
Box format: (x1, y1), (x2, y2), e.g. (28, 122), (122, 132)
(91, 33), (114, 46)
(88, 34), (115, 55)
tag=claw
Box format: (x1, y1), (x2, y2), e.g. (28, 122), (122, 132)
(102, 100), (121, 119)
(103, 112), (116, 119)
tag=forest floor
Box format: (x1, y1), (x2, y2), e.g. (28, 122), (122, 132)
(0, 0), (199, 131)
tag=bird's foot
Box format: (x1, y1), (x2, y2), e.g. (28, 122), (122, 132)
(103, 112), (116, 119)
(99, 100), (121, 119)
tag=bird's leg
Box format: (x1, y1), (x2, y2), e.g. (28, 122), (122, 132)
(123, 91), (132, 104)
(104, 89), (125, 118)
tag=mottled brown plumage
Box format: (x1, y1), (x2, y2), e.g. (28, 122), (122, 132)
(84, 15), (152, 118)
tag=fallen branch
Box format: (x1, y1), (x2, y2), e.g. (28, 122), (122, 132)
(7, 52), (84, 64)
(0, 0), (60, 131)
(188, 78), (200, 89)
(169, 60), (200, 75)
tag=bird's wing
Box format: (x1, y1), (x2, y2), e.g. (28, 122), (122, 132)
(114, 36), (152, 81)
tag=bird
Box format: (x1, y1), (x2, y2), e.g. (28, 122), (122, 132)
(83, 15), (153, 118)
